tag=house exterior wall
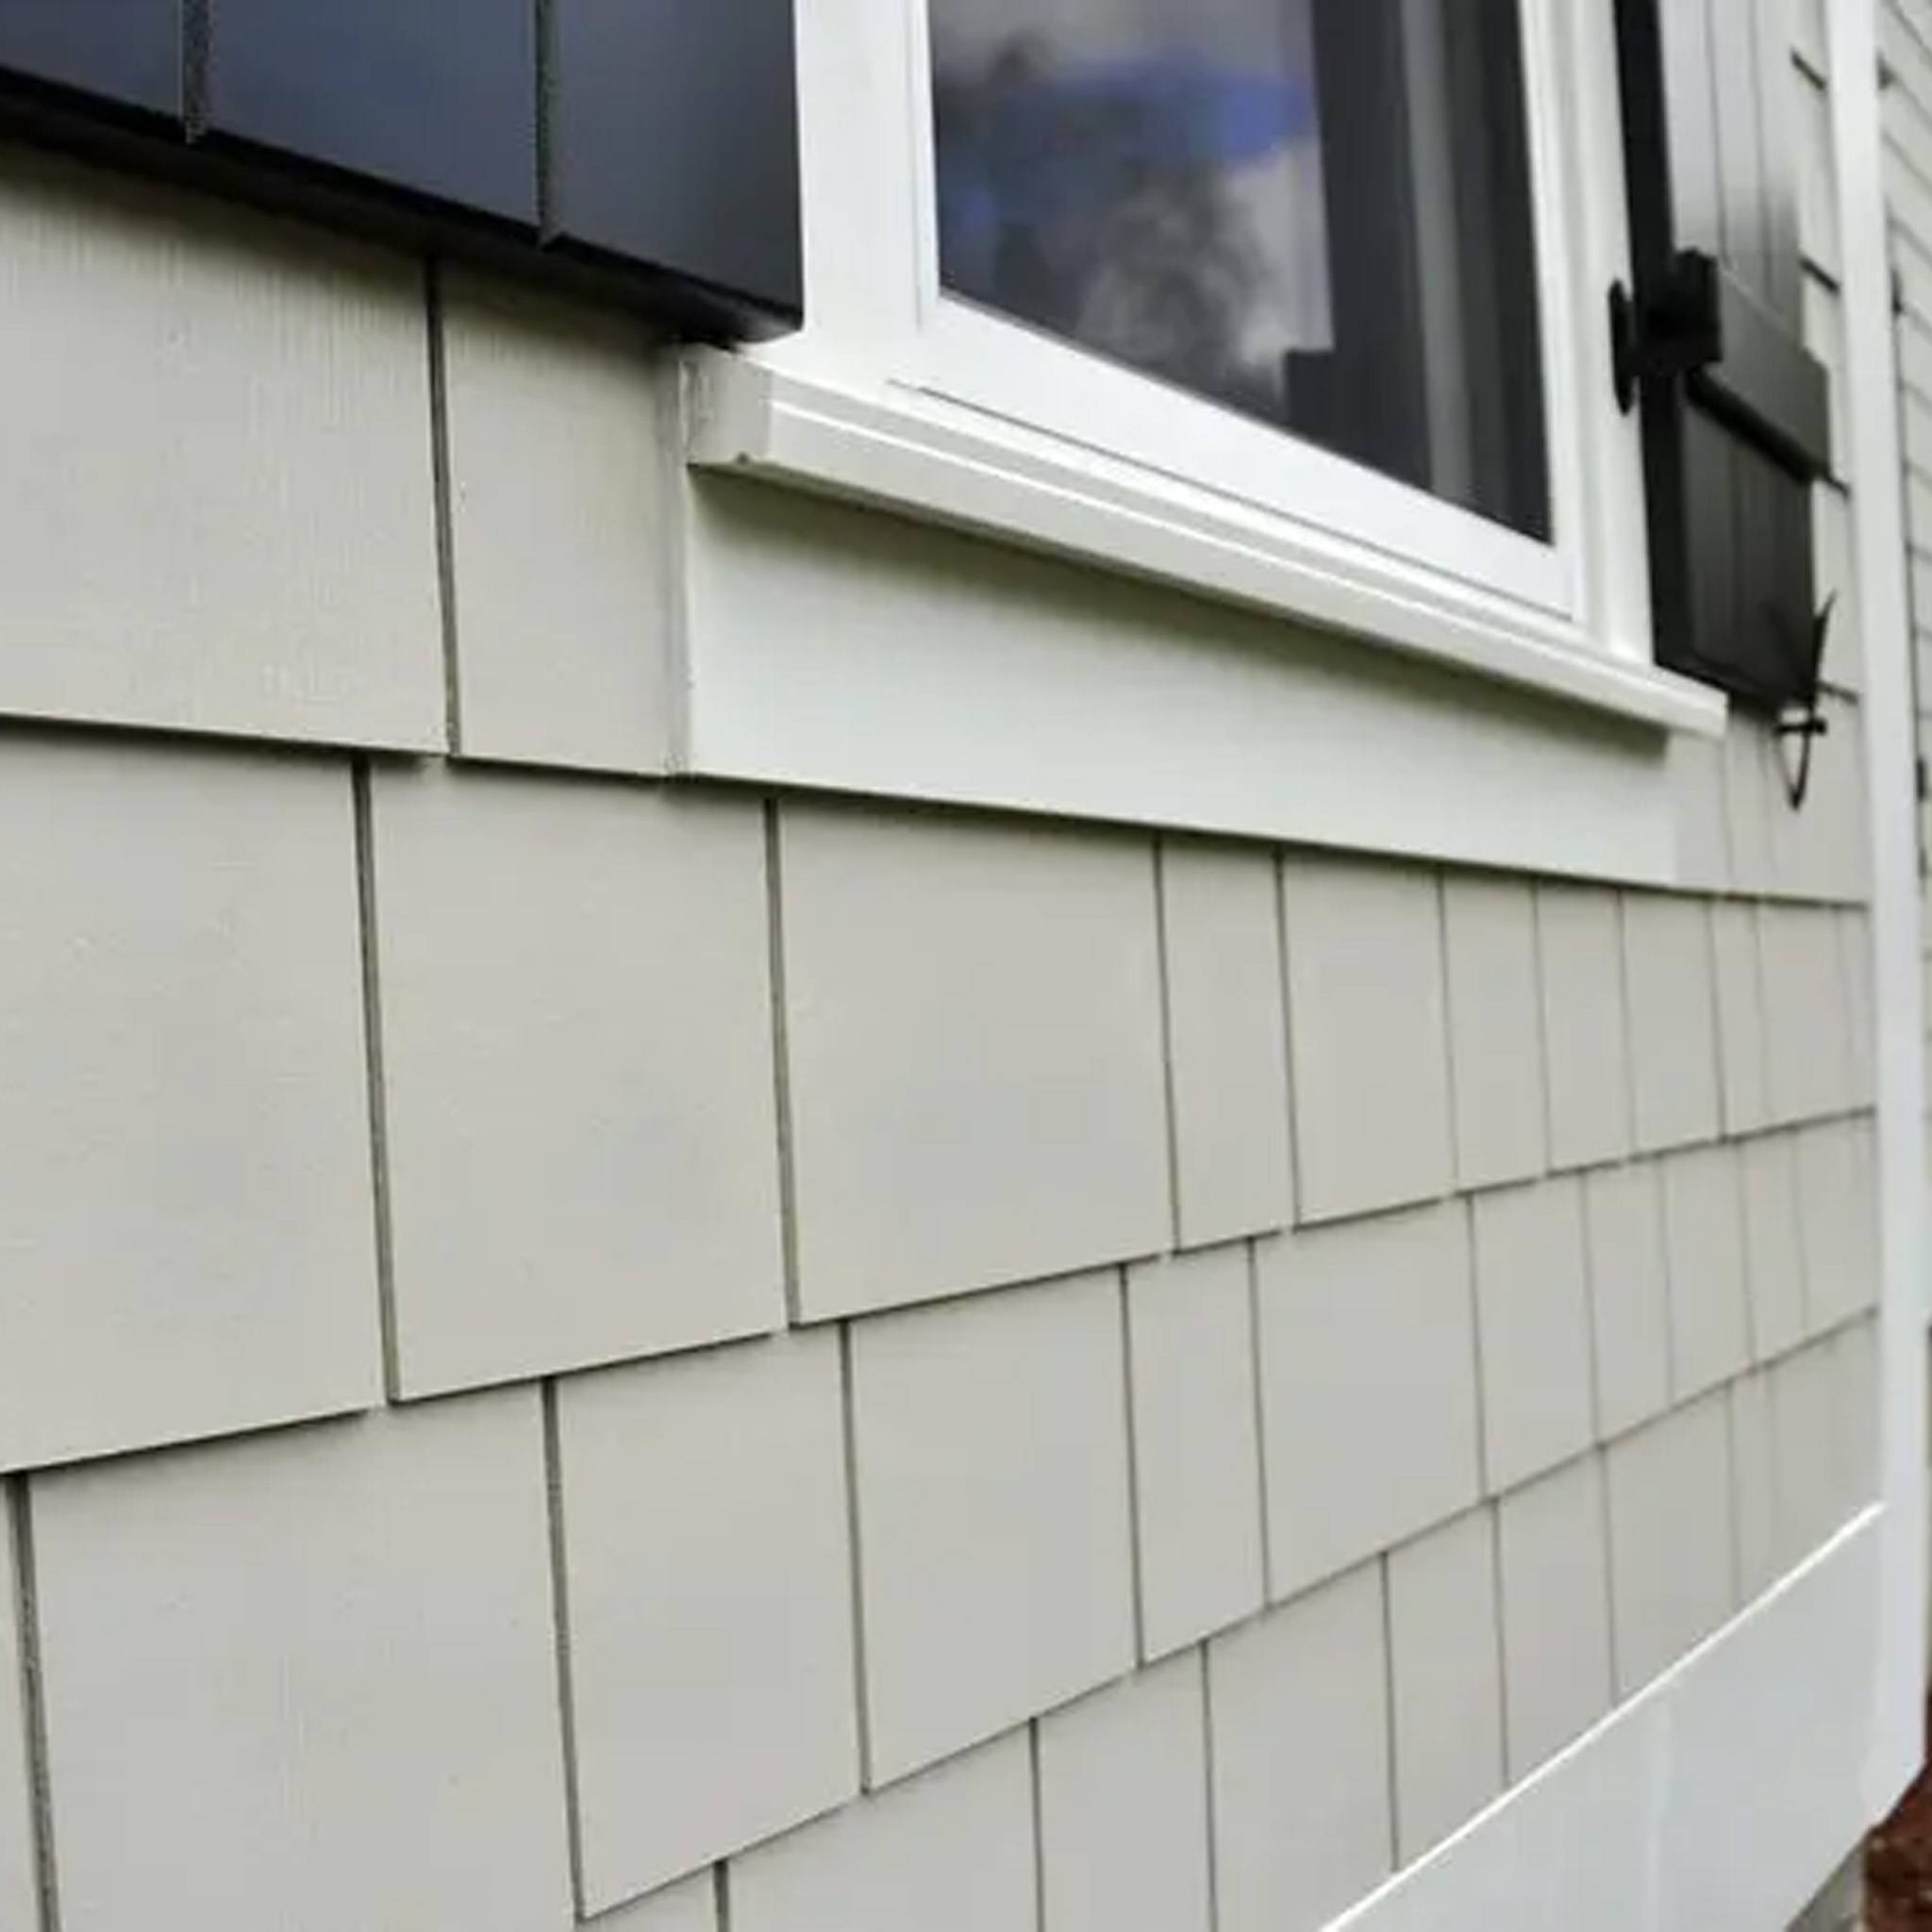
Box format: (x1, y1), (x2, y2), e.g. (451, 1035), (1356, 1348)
(0, 8), (1909, 1932)
(1879, 0), (1932, 1674)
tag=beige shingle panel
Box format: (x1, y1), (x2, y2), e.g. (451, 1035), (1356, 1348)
(1208, 1564), (1393, 1932)
(1038, 1656), (1213, 1932)
(1835, 1318), (1881, 1516)
(1582, 1160), (1673, 1439)
(1839, 910), (1877, 1107)
(780, 806), (1168, 1320)
(1710, 902), (1772, 1135)
(556, 1332), (858, 1911)
(1740, 1133), (1808, 1361)
(1606, 1393), (1737, 1696)
(1730, 1370), (1782, 1603)
(440, 273), (676, 773)
(1659, 1143), (1753, 1401)
(1124, 1249), (1266, 1659)
(1496, 1455), (1613, 1777)
(1771, 1322), (1876, 1573)
(31, 1393), (573, 1932)
(729, 1734), (1035, 1932)
(1280, 856), (1454, 1221)
(1387, 1507), (1505, 1861)
(1472, 1178), (1596, 1492)
(1256, 1205), (1481, 1598)
(1759, 905), (1854, 1125)
(1159, 841), (1294, 1245)
(1537, 885), (1635, 1172)
(1795, 1115), (1881, 1331)
(1442, 874), (1549, 1191)
(0, 735), (380, 1473)
(0, 150), (441, 748)
(370, 762), (784, 1397)
(593, 1874), (716, 1932)
(1771, 1338), (1847, 1569)
(1621, 892), (1723, 1154)
(848, 1273), (1135, 1782)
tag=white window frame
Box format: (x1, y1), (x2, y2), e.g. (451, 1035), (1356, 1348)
(902, 0), (1576, 618)
(718, 0), (1692, 727)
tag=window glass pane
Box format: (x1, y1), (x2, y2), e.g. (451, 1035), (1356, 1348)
(931, 0), (1551, 540)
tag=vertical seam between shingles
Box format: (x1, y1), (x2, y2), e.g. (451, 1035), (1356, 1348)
(1436, 872), (1468, 1189)
(1376, 1552), (1403, 1871)
(8, 1485), (59, 1932)
(838, 1324), (875, 1790)
(1198, 1644), (1223, 1932)
(1462, 1195), (1493, 1505)
(541, 1382), (589, 1919)
(1274, 856), (1307, 1220)
(1117, 1268), (1148, 1664)
(1657, 1150), (1685, 1407)
(425, 261), (464, 755)
(1244, 1241), (1275, 1606)
(1151, 841), (1185, 1248)
(1528, 885), (1561, 1169)
(1594, 1442), (1627, 1708)
(1724, 1381), (1755, 1613)
(1717, 1382), (1745, 1615)
(764, 802), (803, 1323)
(352, 761), (403, 1400)
(1694, 899), (1732, 1155)
(1026, 1718), (1047, 1932)
(1610, 891), (1641, 1161)
(1486, 1500), (1515, 1789)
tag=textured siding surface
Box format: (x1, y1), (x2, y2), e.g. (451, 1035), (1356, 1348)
(1887, 0), (1932, 990)
(0, 25), (1892, 1929)
(1887, 2), (1932, 1562)
(0, 151), (444, 748)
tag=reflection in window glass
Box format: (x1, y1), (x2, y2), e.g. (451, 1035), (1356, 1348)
(931, 0), (1550, 539)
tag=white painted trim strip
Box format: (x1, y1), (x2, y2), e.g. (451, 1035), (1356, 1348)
(1828, 0), (1931, 1820)
(1329, 1514), (1882, 1932)
(685, 355), (1724, 741)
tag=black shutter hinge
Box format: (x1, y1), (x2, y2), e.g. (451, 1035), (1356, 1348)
(1771, 596), (1835, 809)
(1610, 249), (1723, 412)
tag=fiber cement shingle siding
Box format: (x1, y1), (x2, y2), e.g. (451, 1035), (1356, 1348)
(0, 22), (1890, 1925)
(1878, 0), (1932, 1681)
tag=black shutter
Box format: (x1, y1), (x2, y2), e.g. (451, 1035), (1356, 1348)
(0, 0), (802, 340)
(1611, 0), (1833, 715)
(203, 0), (540, 226)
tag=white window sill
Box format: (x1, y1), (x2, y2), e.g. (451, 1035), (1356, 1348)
(685, 353), (1725, 743)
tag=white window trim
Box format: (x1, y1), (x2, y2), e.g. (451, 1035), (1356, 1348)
(691, 0), (1721, 742)
(686, 351), (1718, 737)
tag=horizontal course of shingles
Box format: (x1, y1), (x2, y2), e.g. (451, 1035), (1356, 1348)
(0, 749), (1881, 1930)
(0, 42), (1892, 1929)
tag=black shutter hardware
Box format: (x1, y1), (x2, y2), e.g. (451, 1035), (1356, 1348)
(1610, 0), (1835, 794)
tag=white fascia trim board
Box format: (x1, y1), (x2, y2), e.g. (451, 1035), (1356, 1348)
(1829, 0), (1931, 1820)
(1331, 1513), (1881, 1932)
(684, 353), (1724, 742)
